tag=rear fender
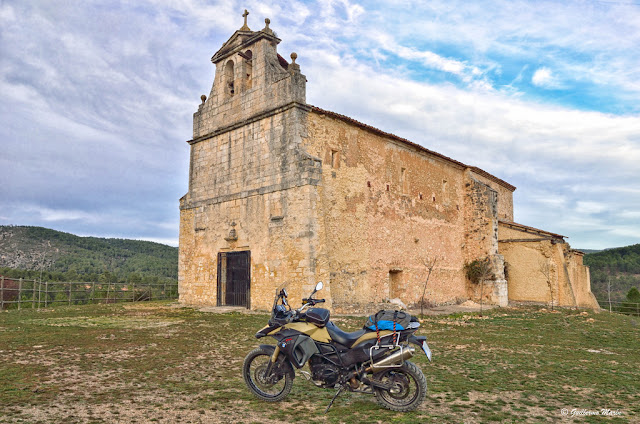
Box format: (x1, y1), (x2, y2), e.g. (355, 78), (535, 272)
(408, 335), (432, 362)
(259, 344), (295, 380)
(408, 335), (427, 347)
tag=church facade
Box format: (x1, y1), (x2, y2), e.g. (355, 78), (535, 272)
(178, 13), (599, 312)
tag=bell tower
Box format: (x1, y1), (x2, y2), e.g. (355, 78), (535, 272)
(180, 11), (325, 310)
(192, 11), (307, 139)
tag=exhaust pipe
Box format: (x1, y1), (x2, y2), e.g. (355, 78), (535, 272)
(367, 346), (415, 372)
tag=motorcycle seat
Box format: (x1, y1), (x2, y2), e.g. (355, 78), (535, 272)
(325, 321), (367, 347)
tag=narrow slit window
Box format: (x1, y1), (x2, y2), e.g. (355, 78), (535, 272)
(401, 168), (407, 194)
(225, 60), (235, 97)
(244, 50), (253, 90)
(331, 150), (339, 169)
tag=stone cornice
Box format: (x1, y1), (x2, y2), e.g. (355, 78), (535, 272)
(180, 177), (321, 211)
(186, 102), (311, 145)
(211, 30), (281, 64)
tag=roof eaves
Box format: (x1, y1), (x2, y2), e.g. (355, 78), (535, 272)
(499, 220), (566, 239)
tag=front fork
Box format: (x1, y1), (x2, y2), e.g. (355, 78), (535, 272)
(263, 344), (281, 381)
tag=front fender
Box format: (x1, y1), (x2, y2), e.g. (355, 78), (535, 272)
(259, 344), (296, 380)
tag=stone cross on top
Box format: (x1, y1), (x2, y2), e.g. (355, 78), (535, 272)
(240, 9), (250, 31)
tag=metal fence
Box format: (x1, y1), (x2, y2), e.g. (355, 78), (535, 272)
(599, 300), (640, 316)
(0, 276), (178, 310)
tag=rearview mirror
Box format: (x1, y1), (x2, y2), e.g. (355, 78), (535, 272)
(315, 281), (323, 291)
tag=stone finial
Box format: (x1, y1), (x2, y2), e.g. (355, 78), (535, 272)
(262, 17), (274, 35)
(240, 9), (250, 31)
(200, 94), (207, 103)
(289, 52), (300, 73)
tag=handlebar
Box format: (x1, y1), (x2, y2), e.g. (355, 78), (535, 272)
(273, 282), (325, 324)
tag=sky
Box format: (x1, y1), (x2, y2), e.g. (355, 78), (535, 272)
(1, 0), (639, 249)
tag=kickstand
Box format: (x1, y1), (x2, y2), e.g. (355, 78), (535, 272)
(324, 384), (345, 414)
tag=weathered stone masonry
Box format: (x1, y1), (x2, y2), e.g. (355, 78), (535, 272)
(179, 14), (599, 312)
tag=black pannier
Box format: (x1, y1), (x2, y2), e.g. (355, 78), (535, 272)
(305, 308), (330, 327)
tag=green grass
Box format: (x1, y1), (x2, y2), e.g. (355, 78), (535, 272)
(0, 302), (638, 423)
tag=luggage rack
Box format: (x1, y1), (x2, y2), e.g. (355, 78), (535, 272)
(367, 310), (412, 368)
(368, 336), (406, 368)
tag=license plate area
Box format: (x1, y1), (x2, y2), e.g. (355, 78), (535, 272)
(421, 341), (432, 362)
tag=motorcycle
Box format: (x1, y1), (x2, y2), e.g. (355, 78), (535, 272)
(242, 281), (432, 412)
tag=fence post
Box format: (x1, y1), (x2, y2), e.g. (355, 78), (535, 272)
(132, 282), (136, 302)
(44, 281), (48, 308)
(1, 276), (4, 310)
(68, 283), (72, 306)
(163, 280), (167, 299)
(32, 278), (36, 309)
(18, 278), (22, 310)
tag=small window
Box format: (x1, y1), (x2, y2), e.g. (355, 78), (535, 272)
(401, 168), (408, 194)
(442, 179), (448, 203)
(389, 270), (403, 299)
(225, 60), (235, 97)
(331, 150), (339, 169)
(244, 50), (253, 90)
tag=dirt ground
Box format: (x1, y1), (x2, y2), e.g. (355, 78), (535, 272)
(1, 301), (636, 424)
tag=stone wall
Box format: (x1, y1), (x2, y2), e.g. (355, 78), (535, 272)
(498, 222), (599, 310)
(303, 112), (514, 312)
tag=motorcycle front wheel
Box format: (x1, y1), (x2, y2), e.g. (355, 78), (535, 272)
(373, 361), (427, 412)
(243, 347), (293, 402)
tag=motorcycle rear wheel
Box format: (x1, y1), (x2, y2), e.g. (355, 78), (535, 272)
(243, 347), (293, 402)
(373, 361), (427, 412)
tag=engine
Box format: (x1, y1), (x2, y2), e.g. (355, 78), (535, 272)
(309, 356), (341, 388)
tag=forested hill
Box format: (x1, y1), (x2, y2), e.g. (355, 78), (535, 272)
(584, 244), (640, 302)
(0, 226), (177, 283)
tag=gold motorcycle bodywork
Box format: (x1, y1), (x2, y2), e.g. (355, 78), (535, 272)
(267, 322), (332, 343)
(264, 322), (393, 347)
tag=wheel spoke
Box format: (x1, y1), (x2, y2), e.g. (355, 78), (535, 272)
(243, 347), (293, 402)
(373, 362), (427, 412)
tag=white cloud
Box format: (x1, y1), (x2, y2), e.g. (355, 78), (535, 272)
(29, 207), (102, 224)
(1, 0), (639, 249)
(575, 201), (608, 215)
(532, 67), (559, 88)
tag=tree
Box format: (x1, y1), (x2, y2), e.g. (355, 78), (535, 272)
(621, 287), (640, 316)
(465, 257), (495, 317)
(626, 287), (640, 303)
(128, 273), (142, 285)
(419, 257), (438, 316)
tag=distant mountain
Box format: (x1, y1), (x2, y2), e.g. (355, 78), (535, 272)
(584, 244), (640, 303)
(578, 249), (603, 254)
(0, 225), (177, 283)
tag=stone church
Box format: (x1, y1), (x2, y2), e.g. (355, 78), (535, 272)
(178, 13), (599, 312)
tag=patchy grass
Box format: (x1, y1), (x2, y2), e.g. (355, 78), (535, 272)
(0, 302), (638, 423)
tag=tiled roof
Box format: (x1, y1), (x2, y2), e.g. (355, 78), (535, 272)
(499, 220), (566, 239)
(277, 54), (289, 70)
(310, 106), (516, 191)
